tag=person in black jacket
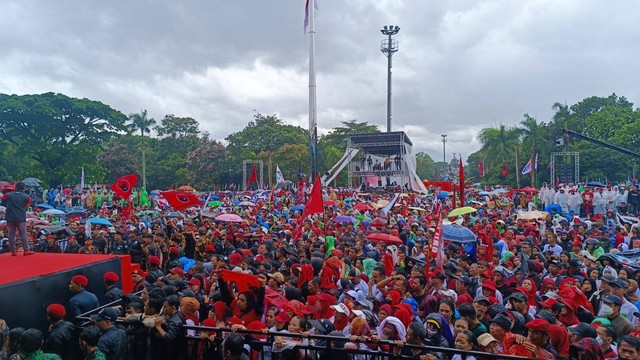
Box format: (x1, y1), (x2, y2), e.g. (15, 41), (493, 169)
(91, 307), (128, 360)
(44, 304), (79, 360)
(153, 295), (187, 360)
(103, 272), (124, 306)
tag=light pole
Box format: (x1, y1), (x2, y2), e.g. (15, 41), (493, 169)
(380, 25), (400, 133)
(441, 134), (447, 178)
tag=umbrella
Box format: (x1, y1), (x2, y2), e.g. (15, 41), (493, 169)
(177, 185), (196, 192)
(238, 201), (256, 207)
(586, 181), (606, 187)
(478, 191), (490, 196)
(448, 206), (478, 218)
(68, 206), (86, 213)
(22, 178), (42, 187)
(36, 203), (53, 209)
(517, 210), (550, 221)
(274, 180), (293, 190)
(365, 233), (403, 245)
(42, 209), (65, 216)
(215, 213), (245, 223)
(544, 204), (562, 214)
(491, 188), (507, 194)
(200, 212), (217, 218)
(164, 212), (183, 219)
(89, 217), (113, 226)
(344, 197), (356, 202)
(353, 203), (372, 212)
(39, 225), (75, 235)
(323, 200), (337, 206)
(408, 207), (427, 212)
(0, 181), (11, 188)
(62, 188), (73, 195)
(333, 215), (357, 223)
(208, 200), (223, 207)
(370, 218), (388, 227)
(442, 224), (477, 243)
(65, 211), (87, 219)
(290, 205), (304, 212)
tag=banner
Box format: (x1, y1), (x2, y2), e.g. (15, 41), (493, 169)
(521, 160), (532, 175)
(431, 213), (445, 265)
(478, 160), (485, 178)
(381, 193), (400, 216)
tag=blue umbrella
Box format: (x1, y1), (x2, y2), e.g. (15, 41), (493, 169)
(586, 181), (606, 187)
(290, 205), (304, 212)
(344, 197), (356, 202)
(89, 217), (112, 226)
(333, 215), (357, 223)
(442, 224), (477, 243)
(36, 203), (53, 209)
(478, 191), (490, 196)
(43, 209), (65, 216)
(544, 204), (562, 214)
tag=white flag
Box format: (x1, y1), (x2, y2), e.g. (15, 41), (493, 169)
(381, 193), (400, 216)
(275, 165), (285, 184)
(85, 218), (92, 238)
(81, 166), (85, 189)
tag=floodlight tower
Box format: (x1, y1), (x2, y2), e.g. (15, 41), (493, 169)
(380, 25), (400, 133)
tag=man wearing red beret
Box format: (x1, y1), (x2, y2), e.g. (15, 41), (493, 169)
(103, 272), (124, 306)
(146, 255), (164, 284)
(68, 275), (99, 323)
(44, 303), (78, 360)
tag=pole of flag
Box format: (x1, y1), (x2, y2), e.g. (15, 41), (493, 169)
(308, 0), (319, 181)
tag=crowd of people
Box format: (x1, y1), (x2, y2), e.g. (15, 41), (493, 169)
(2, 179), (640, 360)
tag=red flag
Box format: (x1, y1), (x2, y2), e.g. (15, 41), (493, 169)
(292, 176), (324, 240)
(247, 163), (258, 183)
(110, 174), (138, 199)
(478, 160), (485, 177)
(459, 158), (465, 206)
(501, 162), (509, 177)
(161, 191), (203, 211)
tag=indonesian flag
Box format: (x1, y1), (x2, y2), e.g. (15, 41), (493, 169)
(292, 175), (324, 240)
(161, 191), (203, 211)
(110, 174), (138, 199)
(248, 163), (258, 183)
(304, 0), (319, 33)
(478, 160), (485, 178)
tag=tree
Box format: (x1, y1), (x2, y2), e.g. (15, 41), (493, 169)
(0, 92), (127, 186)
(155, 114), (200, 139)
(519, 114), (547, 187)
(477, 124), (522, 185)
(96, 137), (141, 183)
(415, 152), (437, 180)
(127, 110), (156, 189)
(185, 137), (229, 189)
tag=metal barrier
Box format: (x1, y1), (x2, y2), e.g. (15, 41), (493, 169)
(184, 324), (528, 360)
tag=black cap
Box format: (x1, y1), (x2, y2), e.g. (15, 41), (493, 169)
(603, 294), (622, 307)
(611, 278), (629, 288)
(568, 258), (581, 268)
(456, 276), (472, 286)
(508, 292), (528, 302)
(490, 314), (512, 330)
(568, 323), (597, 338)
(601, 275), (616, 283)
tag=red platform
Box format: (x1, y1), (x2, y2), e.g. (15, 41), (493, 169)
(0, 252), (134, 333)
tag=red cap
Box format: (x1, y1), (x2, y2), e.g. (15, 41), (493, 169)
(46, 304), (66, 318)
(229, 253), (242, 266)
(525, 318), (549, 332)
(539, 298), (557, 308)
(148, 256), (161, 265)
(331, 249), (343, 257)
(169, 247), (179, 255)
(205, 245), (215, 252)
(481, 270), (494, 279)
(275, 311), (292, 323)
(187, 278), (201, 287)
(131, 269), (146, 277)
(227, 316), (244, 325)
(482, 280), (497, 292)
(103, 272), (119, 282)
(71, 275), (88, 287)
(170, 268), (185, 277)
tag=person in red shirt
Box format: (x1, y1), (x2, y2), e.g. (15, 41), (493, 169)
(582, 187), (594, 217)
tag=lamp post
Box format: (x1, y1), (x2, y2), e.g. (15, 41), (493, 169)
(441, 134), (447, 178)
(380, 25), (400, 133)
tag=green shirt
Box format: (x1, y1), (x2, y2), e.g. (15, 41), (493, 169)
(85, 349), (106, 360)
(24, 350), (62, 360)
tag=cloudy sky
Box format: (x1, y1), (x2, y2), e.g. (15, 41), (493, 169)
(1, 0), (639, 161)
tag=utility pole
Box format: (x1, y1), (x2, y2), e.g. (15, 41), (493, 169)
(380, 25), (400, 132)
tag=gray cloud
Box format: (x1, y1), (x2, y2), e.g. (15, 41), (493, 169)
(1, 0), (639, 163)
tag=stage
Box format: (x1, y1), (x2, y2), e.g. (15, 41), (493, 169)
(0, 253), (133, 333)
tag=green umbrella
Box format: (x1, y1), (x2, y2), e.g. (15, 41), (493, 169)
(208, 200), (223, 207)
(447, 206), (478, 218)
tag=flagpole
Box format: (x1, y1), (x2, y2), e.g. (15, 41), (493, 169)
(308, 0), (319, 181)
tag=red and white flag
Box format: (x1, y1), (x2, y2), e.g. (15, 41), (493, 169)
(431, 212), (445, 265)
(303, 0), (319, 33)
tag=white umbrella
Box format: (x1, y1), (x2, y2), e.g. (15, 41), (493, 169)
(43, 209), (65, 216)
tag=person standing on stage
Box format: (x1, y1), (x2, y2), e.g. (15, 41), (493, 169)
(2, 182), (35, 256)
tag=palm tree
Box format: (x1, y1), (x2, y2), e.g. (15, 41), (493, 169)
(519, 115), (546, 187)
(478, 124), (522, 186)
(127, 110), (156, 189)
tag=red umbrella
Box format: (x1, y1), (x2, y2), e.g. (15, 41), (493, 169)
(0, 181), (11, 188)
(353, 203), (372, 211)
(323, 200), (337, 206)
(365, 233), (403, 245)
(62, 188), (72, 195)
(370, 218), (388, 228)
